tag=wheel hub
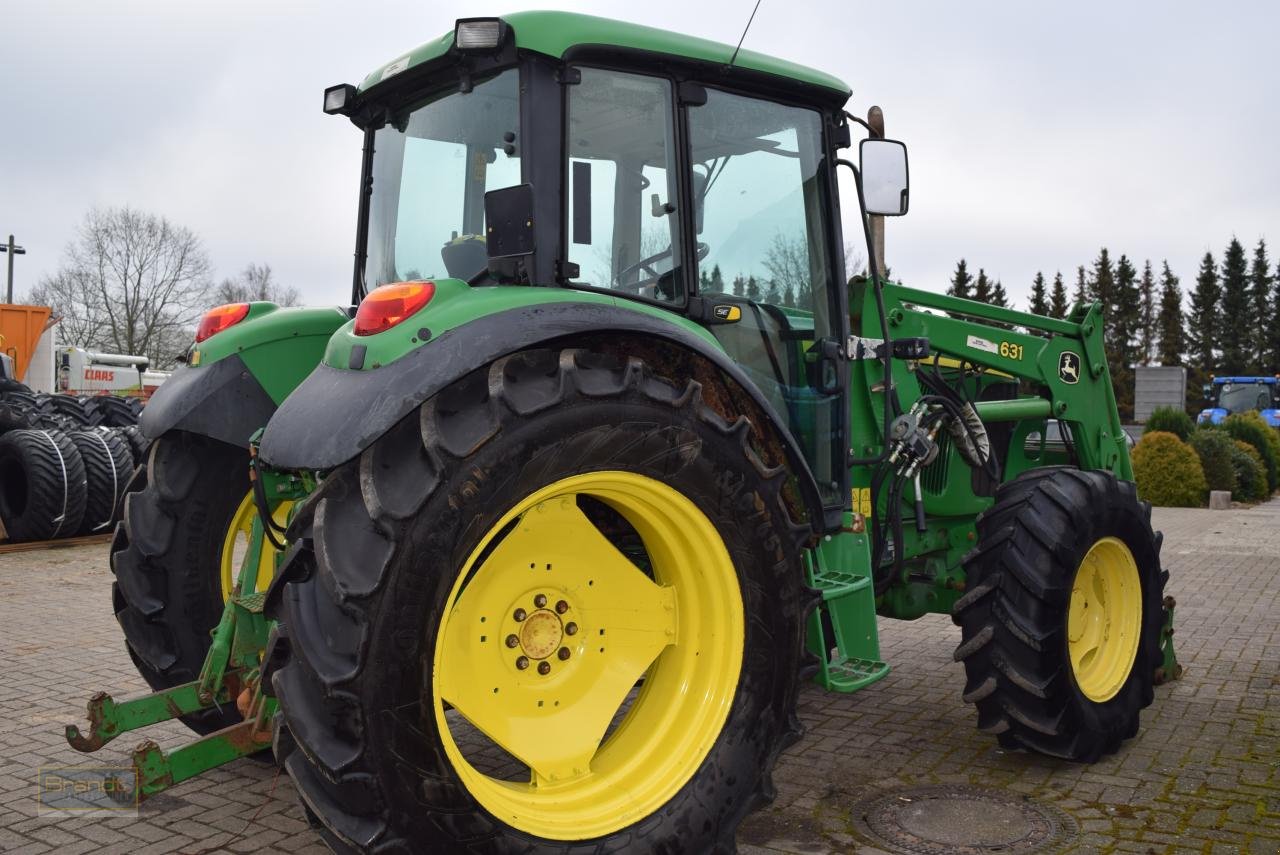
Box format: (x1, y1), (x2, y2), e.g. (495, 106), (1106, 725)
(519, 607), (564, 660)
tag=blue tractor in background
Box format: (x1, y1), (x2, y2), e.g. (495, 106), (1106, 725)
(1198, 376), (1280, 425)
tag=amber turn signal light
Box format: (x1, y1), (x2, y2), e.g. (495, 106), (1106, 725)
(195, 303), (251, 343)
(354, 281), (436, 336)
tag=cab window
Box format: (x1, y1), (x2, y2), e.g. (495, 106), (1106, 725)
(565, 68), (684, 303)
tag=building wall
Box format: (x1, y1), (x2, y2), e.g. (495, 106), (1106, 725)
(1134, 365), (1187, 422)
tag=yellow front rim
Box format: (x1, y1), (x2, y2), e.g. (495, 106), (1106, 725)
(219, 492), (293, 601)
(432, 471), (744, 840)
(1067, 536), (1142, 702)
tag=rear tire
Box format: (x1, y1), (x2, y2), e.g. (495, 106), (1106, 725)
(111, 431), (249, 734)
(952, 467), (1165, 761)
(0, 429), (88, 541)
(273, 347), (810, 853)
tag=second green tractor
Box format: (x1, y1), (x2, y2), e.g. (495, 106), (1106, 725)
(68, 11), (1177, 853)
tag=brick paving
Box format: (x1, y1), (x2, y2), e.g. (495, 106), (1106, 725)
(1, 504), (1277, 853)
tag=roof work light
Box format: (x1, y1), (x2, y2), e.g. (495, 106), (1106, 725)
(454, 18), (507, 51)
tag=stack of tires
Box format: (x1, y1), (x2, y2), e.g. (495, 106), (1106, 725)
(0, 382), (144, 544)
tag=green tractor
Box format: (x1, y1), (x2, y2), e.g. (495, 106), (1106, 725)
(67, 11), (1179, 852)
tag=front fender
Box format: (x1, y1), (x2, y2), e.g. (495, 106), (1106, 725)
(140, 304), (349, 447)
(260, 300), (829, 531)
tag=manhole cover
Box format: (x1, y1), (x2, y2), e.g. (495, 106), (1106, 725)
(853, 785), (1077, 854)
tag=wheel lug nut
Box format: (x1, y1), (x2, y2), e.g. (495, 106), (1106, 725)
(534, 594), (547, 608)
(558, 647), (571, 661)
(555, 600), (569, 614)
(537, 661), (551, 676)
(513, 608), (527, 622)
(516, 656), (529, 670)
(565, 622), (578, 636)
(505, 634), (520, 648)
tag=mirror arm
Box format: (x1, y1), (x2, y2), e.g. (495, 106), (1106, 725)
(843, 110), (875, 135)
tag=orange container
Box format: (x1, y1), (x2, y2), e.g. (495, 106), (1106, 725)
(0, 304), (53, 384)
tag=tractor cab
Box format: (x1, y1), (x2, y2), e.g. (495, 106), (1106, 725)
(324, 11), (908, 510)
(1198, 375), (1280, 426)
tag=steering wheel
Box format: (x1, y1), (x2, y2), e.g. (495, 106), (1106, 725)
(614, 242), (710, 296)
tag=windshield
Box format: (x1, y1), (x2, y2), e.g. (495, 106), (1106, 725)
(365, 69), (521, 287)
(1217, 383), (1273, 413)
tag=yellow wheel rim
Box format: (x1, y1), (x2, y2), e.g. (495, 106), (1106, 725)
(220, 492), (293, 601)
(1067, 537), (1142, 702)
(432, 471), (744, 840)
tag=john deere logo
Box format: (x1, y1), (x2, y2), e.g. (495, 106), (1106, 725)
(1059, 351), (1081, 384)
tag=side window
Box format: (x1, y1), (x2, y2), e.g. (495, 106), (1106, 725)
(689, 91), (831, 329)
(565, 68), (684, 303)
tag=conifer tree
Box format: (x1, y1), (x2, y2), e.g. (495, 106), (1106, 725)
(948, 259), (973, 300)
(1270, 258), (1280, 374)
(1088, 248), (1116, 313)
(973, 268), (993, 303)
(1155, 261), (1184, 367)
(1110, 254), (1140, 369)
(1138, 260), (1156, 365)
(991, 279), (1009, 308)
(1218, 238), (1250, 373)
(1249, 239), (1272, 370)
(1029, 272), (1049, 315)
(712, 264), (726, 294)
(763, 278), (781, 304)
(1049, 272), (1069, 319)
(1074, 266), (1088, 306)
(746, 275), (761, 301)
(1187, 252), (1220, 371)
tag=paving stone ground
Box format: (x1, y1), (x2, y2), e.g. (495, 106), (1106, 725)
(1, 503), (1276, 854)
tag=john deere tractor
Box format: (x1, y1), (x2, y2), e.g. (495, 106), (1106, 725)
(66, 12), (1177, 853)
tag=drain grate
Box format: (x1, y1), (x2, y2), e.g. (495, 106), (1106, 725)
(852, 785), (1078, 854)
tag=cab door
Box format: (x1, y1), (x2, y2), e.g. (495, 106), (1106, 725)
(685, 88), (848, 511)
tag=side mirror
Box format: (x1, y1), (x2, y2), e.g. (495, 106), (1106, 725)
(860, 138), (909, 216)
(1202, 384), (1212, 399)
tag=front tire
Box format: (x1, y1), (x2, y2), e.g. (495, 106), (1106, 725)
(952, 467), (1165, 761)
(274, 348), (810, 853)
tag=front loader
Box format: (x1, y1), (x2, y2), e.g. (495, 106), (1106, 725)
(67, 11), (1178, 852)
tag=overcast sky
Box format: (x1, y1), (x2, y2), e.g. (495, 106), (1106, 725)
(3, 1), (1276, 309)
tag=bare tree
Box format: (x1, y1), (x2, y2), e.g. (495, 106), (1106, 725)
(29, 207), (212, 368)
(214, 262), (300, 306)
(763, 232), (813, 307)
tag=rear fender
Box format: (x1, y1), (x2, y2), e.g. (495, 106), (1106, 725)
(140, 304), (349, 448)
(260, 298), (831, 534)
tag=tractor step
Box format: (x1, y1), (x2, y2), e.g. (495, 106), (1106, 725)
(823, 655), (891, 692)
(807, 561), (890, 693)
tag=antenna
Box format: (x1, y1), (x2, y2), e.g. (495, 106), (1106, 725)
(728, 0), (763, 68)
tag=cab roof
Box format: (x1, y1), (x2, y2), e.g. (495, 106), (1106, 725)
(357, 10), (851, 100)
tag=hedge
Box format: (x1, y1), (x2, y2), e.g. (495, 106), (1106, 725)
(1188, 428), (1238, 496)
(1144, 406), (1194, 441)
(1221, 411), (1279, 493)
(1230, 440), (1268, 502)
(1132, 431), (1207, 508)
